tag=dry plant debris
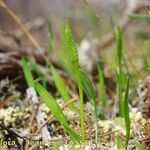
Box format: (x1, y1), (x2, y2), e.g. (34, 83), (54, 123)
(0, 77), (150, 149)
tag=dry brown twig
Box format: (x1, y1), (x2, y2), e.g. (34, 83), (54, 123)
(0, 0), (42, 53)
(14, 17), (45, 38)
(24, 96), (78, 150)
(25, 102), (40, 150)
(36, 96), (78, 134)
(0, 94), (16, 108)
(0, 46), (61, 80)
(81, 0), (105, 23)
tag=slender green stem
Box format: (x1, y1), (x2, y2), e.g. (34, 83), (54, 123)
(94, 101), (98, 145)
(117, 73), (124, 117)
(77, 72), (85, 143)
(98, 66), (106, 111)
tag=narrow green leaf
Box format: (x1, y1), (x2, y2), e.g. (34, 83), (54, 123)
(116, 135), (124, 150)
(124, 76), (130, 149)
(29, 59), (44, 77)
(79, 69), (98, 144)
(29, 59), (48, 88)
(62, 123), (80, 141)
(80, 69), (96, 104)
(50, 65), (71, 101)
(59, 56), (74, 77)
(115, 26), (124, 117)
(35, 82), (68, 125)
(34, 82), (80, 141)
(22, 58), (34, 87)
(98, 65), (106, 108)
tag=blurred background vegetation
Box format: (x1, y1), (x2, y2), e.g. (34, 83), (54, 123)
(0, 0), (149, 77)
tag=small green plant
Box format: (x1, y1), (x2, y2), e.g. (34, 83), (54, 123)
(64, 20), (85, 142)
(61, 21), (101, 143)
(34, 82), (80, 141)
(124, 76), (130, 149)
(5, 2), (150, 149)
(22, 58), (80, 141)
(80, 69), (98, 144)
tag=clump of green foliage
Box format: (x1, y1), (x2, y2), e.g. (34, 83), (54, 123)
(22, 20), (144, 149)
(22, 58), (80, 141)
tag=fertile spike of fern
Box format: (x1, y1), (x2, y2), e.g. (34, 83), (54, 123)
(115, 26), (122, 74)
(65, 20), (79, 66)
(115, 26), (122, 60)
(65, 20), (85, 142)
(60, 23), (68, 53)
